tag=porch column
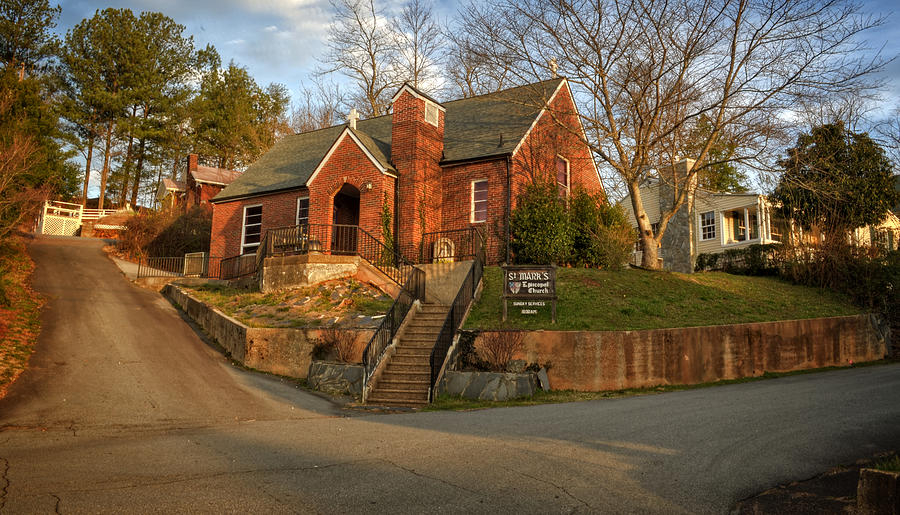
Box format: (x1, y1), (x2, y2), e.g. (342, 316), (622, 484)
(743, 208), (750, 241)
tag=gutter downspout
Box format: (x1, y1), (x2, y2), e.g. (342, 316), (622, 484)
(394, 176), (400, 260)
(505, 155), (512, 265)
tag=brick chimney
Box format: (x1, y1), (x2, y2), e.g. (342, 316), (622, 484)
(390, 84), (445, 258)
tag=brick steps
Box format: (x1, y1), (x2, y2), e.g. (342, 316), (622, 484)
(365, 302), (449, 408)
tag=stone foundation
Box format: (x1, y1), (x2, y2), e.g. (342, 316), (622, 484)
(308, 361), (364, 398)
(260, 254), (359, 293)
(163, 284), (373, 378)
(438, 370), (538, 401)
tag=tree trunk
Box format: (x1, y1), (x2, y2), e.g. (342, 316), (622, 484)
(81, 137), (94, 203)
(119, 106), (137, 206)
(639, 234), (660, 269)
(130, 137), (147, 207)
(626, 178), (662, 270)
(98, 121), (114, 210)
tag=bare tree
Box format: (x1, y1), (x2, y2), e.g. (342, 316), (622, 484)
(391, 0), (443, 92)
(291, 78), (346, 133)
(876, 105), (900, 169)
(444, 5), (521, 99)
(321, 0), (398, 117)
(464, 0), (887, 268)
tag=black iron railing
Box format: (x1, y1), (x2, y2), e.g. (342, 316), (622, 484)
(220, 253), (257, 280)
(428, 229), (485, 400)
(260, 223), (417, 288)
(417, 227), (484, 264)
(137, 255), (223, 279)
(361, 266), (426, 391)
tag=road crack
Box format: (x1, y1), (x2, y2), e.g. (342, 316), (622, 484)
(515, 469), (592, 510)
(50, 493), (61, 514)
(382, 459), (480, 496)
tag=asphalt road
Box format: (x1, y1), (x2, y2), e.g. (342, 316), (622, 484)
(1, 236), (898, 514)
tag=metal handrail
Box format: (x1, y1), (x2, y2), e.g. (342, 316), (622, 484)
(259, 223), (418, 288)
(220, 253), (257, 280)
(137, 255), (223, 279)
(361, 267), (426, 392)
(428, 228), (485, 400)
(418, 227), (485, 264)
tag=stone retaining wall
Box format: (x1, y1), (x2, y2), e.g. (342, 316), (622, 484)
(308, 361), (364, 398)
(472, 314), (887, 391)
(164, 285), (374, 379)
(260, 254), (359, 293)
(438, 371), (538, 401)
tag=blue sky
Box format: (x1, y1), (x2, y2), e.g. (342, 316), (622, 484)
(55, 0), (460, 104)
(53, 0), (900, 113)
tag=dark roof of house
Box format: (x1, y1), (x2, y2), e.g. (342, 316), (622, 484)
(213, 78), (566, 202)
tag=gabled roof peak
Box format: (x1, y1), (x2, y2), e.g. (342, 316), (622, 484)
(391, 83), (446, 111)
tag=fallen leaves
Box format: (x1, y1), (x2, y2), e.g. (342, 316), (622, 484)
(0, 235), (43, 400)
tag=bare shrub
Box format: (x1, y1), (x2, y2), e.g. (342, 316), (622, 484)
(117, 205), (211, 259)
(318, 327), (358, 364)
(478, 330), (525, 372)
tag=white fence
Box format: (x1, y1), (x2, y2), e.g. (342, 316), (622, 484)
(38, 201), (119, 236)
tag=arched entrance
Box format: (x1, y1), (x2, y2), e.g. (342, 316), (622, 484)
(332, 183), (360, 254)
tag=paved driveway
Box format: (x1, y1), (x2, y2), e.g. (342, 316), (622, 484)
(1, 236), (898, 513)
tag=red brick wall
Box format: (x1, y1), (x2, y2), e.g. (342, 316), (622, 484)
(210, 132), (395, 259)
(511, 82), (603, 200)
(392, 89), (445, 259)
(210, 189), (307, 258)
(307, 132), (395, 245)
(441, 159), (509, 264)
(436, 81), (602, 265)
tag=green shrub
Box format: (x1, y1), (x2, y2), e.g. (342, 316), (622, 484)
(510, 184), (633, 267)
(695, 244), (780, 275)
(510, 182), (572, 264)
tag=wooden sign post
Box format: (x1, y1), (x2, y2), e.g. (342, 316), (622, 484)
(501, 265), (557, 323)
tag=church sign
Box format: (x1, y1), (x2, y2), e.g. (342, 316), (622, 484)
(502, 265), (557, 322)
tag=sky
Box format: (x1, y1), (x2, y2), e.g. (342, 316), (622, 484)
(53, 0), (900, 202)
(53, 0), (900, 112)
(54, 0), (459, 104)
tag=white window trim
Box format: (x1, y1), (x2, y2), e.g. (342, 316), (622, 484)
(556, 155), (570, 197)
(720, 207), (763, 247)
(471, 179), (488, 223)
(296, 196), (310, 225)
(241, 204), (263, 254)
(699, 211), (716, 241)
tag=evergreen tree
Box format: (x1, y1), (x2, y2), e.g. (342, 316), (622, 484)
(773, 123), (899, 235)
(192, 58), (290, 169)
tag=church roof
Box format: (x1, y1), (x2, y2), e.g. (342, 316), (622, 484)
(213, 78), (566, 203)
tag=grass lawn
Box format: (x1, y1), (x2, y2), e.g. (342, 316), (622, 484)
(185, 279), (393, 328)
(0, 236), (43, 400)
(465, 266), (862, 331)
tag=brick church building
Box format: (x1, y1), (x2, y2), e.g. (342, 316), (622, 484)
(209, 77), (603, 264)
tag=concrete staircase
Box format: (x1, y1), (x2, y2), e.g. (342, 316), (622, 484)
(366, 303), (449, 407)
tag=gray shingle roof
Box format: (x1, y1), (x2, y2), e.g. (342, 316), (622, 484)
(213, 78), (565, 202)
